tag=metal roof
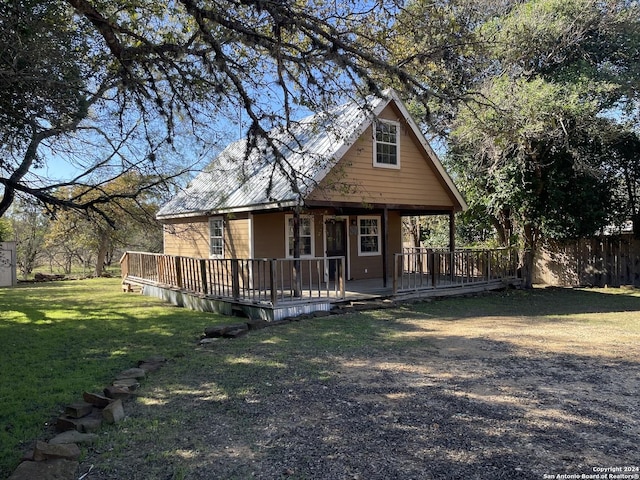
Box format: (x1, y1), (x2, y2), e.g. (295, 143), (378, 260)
(157, 90), (467, 219)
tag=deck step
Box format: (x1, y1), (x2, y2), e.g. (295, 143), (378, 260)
(122, 280), (143, 293)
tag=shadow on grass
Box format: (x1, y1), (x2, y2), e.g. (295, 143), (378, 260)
(0, 278), (230, 478)
(78, 293), (639, 480)
(405, 286), (640, 320)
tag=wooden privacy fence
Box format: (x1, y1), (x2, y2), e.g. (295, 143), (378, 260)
(120, 252), (346, 305)
(535, 235), (640, 287)
(394, 247), (519, 293)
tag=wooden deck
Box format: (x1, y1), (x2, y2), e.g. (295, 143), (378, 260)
(120, 249), (521, 321)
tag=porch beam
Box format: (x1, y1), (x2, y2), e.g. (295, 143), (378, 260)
(304, 200), (454, 215)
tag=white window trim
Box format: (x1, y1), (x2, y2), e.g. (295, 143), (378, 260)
(285, 214), (315, 258)
(357, 215), (381, 257)
(209, 217), (224, 258)
(373, 119), (401, 169)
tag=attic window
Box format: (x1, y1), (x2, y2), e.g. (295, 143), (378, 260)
(374, 120), (400, 168)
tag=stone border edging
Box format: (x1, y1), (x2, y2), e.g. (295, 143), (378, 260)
(8, 356), (167, 480)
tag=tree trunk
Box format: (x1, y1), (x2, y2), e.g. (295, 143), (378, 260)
(521, 223), (537, 288)
(94, 233), (110, 277)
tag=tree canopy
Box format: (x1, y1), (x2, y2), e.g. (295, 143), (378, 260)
(389, 0), (640, 285)
(3, 0), (639, 286)
(1, 0), (438, 224)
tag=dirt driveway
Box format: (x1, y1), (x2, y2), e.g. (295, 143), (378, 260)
(80, 288), (640, 480)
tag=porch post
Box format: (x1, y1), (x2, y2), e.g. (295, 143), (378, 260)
(174, 256), (183, 289)
(199, 259), (208, 295)
(392, 253), (399, 294)
(449, 211), (456, 252)
(449, 211), (456, 281)
(382, 207), (389, 288)
(269, 259), (278, 306)
(231, 259), (240, 300)
(292, 204), (302, 297)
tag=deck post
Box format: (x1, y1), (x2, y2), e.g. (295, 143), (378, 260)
(382, 207), (388, 288)
(121, 252), (129, 280)
(431, 251), (438, 287)
(174, 256), (183, 289)
(339, 257), (345, 299)
(231, 259), (240, 300)
(269, 259), (277, 305)
(199, 259), (208, 295)
(486, 250), (491, 280)
(157, 255), (164, 284)
(392, 254), (399, 294)
(450, 251), (455, 283)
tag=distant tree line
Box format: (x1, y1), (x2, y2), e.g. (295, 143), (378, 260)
(3, 174), (162, 279)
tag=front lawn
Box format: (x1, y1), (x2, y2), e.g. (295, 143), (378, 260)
(1, 281), (639, 479)
(0, 277), (227, 477)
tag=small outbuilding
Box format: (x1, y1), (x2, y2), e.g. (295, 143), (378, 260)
(0, 241), (17, 287)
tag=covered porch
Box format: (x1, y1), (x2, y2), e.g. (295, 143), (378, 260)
(120, 248), (521, 321)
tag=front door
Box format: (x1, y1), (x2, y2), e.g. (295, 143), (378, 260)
(325, 219), (346, 280)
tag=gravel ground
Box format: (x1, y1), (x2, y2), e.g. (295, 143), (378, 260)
(78, 304), (640, 480)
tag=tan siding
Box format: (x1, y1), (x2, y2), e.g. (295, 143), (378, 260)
(347, 211), (403, 280)
(163, 217), (210, 257)
(308, 104), (455, 208)
(388, 211), (403, 257)
(253, 212), (326, 259)
(163, 214), (252, 259)
(225, 217), (251, 258)
(349, 231), (382, 279)
(253, 212), (286, 258)
(312, 215), (324, 257)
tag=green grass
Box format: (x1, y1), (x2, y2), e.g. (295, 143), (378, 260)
(0, 278), (229, 477)
(2, 280), (640, 478)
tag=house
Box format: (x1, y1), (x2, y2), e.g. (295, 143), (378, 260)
(156, 89), (467, 286)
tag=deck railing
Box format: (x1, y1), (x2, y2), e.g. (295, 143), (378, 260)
(393, 247), (519, 293)
(120, 252), (346, 306)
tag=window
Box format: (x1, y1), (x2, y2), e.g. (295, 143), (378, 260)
(374, 120), (400, 168)
(209, 217), (224, 257)
(286, 215), (314, 257)
(358, 216), (380, 256)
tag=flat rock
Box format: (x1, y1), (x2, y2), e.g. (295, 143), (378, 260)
(82, 391), (112, 408)
(115, 367), (146, 380)
(137, 361), (163, 373)
(56, 414), (102, 433)
(8, 459), (78, 480)
(64, 402), (93, 419)
(247, 319), (270, 330)
(49, 431), (97, 445)
(137, 355), (167, 365)
(203, 325), (226, 337)
(102, 399), (125, 424)
(223, 328), (249, 338)
(204, 323), (248, 338)
(111, 378), (140, 390)
(104, 385), (131, 400)
(32, 441), (81, 461)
